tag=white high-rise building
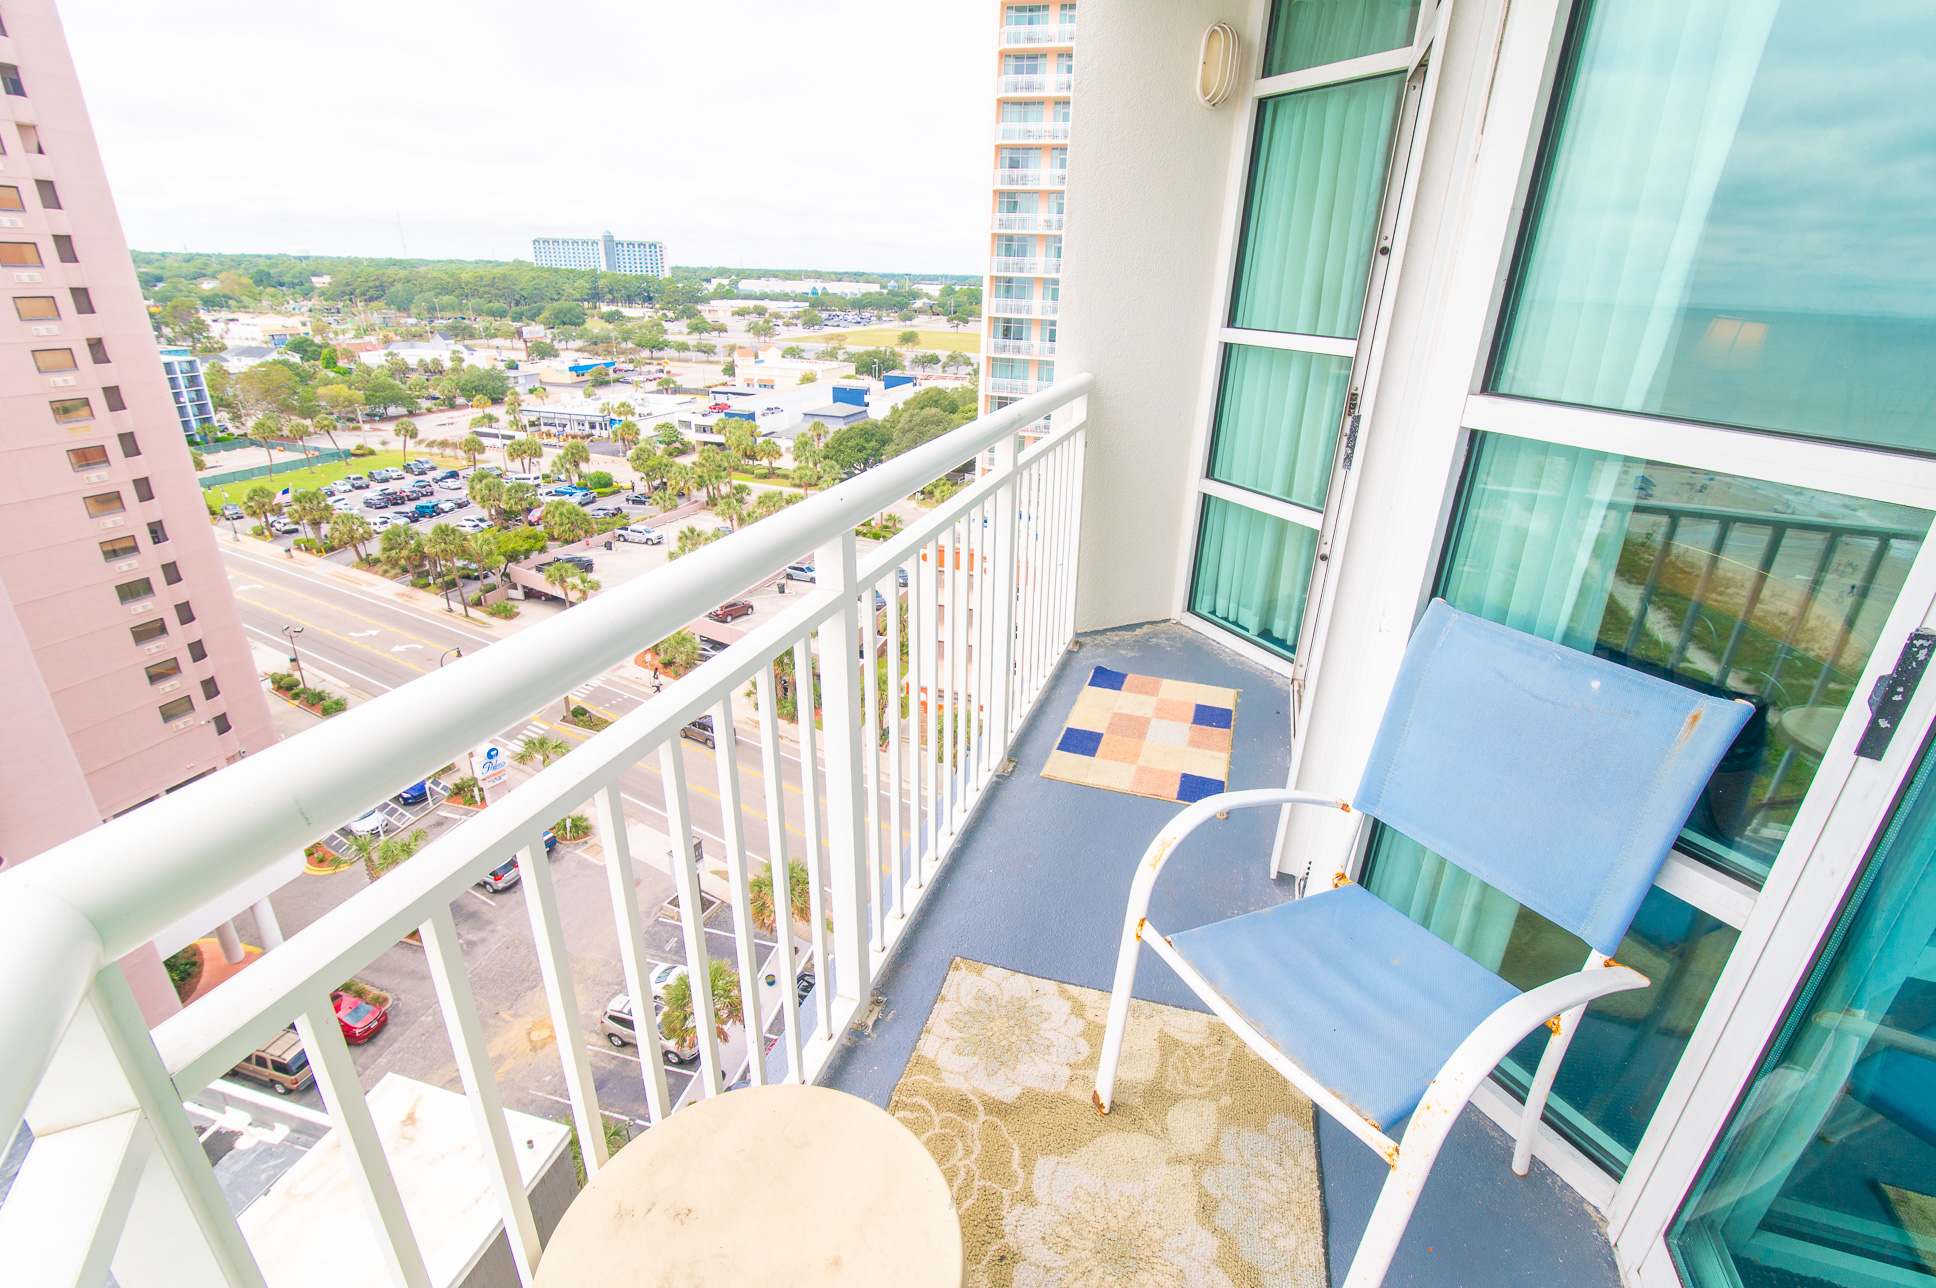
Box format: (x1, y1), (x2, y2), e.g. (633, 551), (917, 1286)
(531, 231), (667, 277)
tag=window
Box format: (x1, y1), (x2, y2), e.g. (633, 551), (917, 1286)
(17, 124), (42, 155)
(1189, 496), (1320, 655)
(86, 338), (109, 364)
(118, 431), (141, 458)
(160, 561), (181, 585)
(102, 386), (125, 412)
(131, 476), (153, 502)
(158, 696), (194, 723)
(0, 241), (43, 267)
(98, 536), (137, 562)
(69, 287), (93, 314)
(212, 713), (231, 736)
(144, 658), (182, 685)
(49, 397), (93, 425)
(146, 519), (168, 545)
(1491, 0), (1936, 454)
(1263, 0), (1421, 77)
(82, 491), (124, 518)
(50, 235), (75, 264)
(200, 677), (220, 701)
(65, 444), (109, 471)
(0, 185), (21, 212)
(32, 179), (59, 211)
(1204, 345), (1351, 509)
(31, 347), (76, 373)
(131, 619), (168, 645)
(114, 578), (154, 606)
(13, 295), (58, 321)
(174, 601), (195, 625)
(0, 63), (22, 97)
(186, 638), (206, 662)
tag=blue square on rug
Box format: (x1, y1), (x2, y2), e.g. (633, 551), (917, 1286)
(1056, 726), (1104, 757)
(1087, 666), (1128, 691)
(1191, 703), (1234, 729)
(1177, 772), (1226, 803)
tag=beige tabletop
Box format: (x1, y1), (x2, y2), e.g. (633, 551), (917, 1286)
(534, 1082), (962, 1287)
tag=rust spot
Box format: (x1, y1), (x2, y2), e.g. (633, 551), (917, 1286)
(1340, 801), (1352, 813)
(1135, 917), (1146, 942)
(1674, 707), (1703, 748)
(1093, 1088), (1108, 1116)
(1545, 1015), (1563, 1037)
(1332, 871), (1353, 889)
(1382, 1142), (1401, 1168)
(1603, 956), (1625, 970)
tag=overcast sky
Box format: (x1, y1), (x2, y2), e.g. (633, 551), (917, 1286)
(60, 1), (991, 274)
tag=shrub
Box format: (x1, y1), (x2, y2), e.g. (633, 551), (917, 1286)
(319, 696), (348, 716)
(410, 575), (432, 589)
(163, 945), (200, 990)
(583, 470), (615, 490)
(469, 591), (487, 606)
(485, 601), (518, 619)
(449, 775), (482, 806)
(297, 686), (327, 705)
(552, 813), (592, 842)
(267, 671), (300, 693)
(654, 630), (701, 676)
(748, 861), (814, 934)
(349, 443), (375, 457)
(571, 704), (590, 719)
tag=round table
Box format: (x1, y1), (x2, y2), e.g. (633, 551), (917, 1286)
(534, 1083), (962, 1287)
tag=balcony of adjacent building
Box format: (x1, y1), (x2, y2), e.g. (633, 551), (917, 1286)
(987, 337), (1057, 359)
(0, 382), (1625, 1288)
(993, 210), (1066, 233)
(987, 293), (1058, 318)
(999, 23), (1077, 49)
(993, 168), (1067, 190)
(995, 120), (1071, 144)
(996, 72), (1074, 97)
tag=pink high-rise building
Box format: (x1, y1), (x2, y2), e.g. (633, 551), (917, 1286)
(0, 7), (274, 892)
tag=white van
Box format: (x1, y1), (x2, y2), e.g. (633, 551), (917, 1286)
(503, 472), (543, 486)
(616, 523), (664, 545)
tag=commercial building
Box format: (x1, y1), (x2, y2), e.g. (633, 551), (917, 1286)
(158, 345), (217, 440)
(0, 2), (279, 1015)
(531, 230), (668, 277)
(12, 3), (1936, 1287)
(980, 0), (1073, 416)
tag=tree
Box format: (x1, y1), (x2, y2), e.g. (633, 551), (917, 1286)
(478, 524), (546, 574)
(654, 630), (701, 674)
(748, 318), (776, 341)
(655, 375), (679, 393)
(613, 419), (641, 452)
(543, 558), (576, 602)
(237, 362), (303, 424)
(379, 524), (425, 574)
(502, 481), (540, 521)
(749, 489), (799, 523)
(460, 433), (485, 469)
(316, 382), (364, 431)
(798, 371), (817, 385)
(362, 375), (414, 416)
(714, 483), (753, 531)
(693, 446), (732, 502)
(822, 423), (891, 475)
(912, 351), (941, 369)
(557, 440), (592, 481)
(722, 423), (757, 471)
(897, 330), (920, 348)
(539, 301), (586, 328)
(351, 826), (429, 884)
(394, 418), (419, 452)
(798, 308), (824, 329)
(287, 488), (332, 540)
(670, 526), (725, 561)
(331, 510), (374, 561)
(755, 438), (784, 477)
(503, 390), (523, 432)
(513, 733), (570, 768)
(656, 423), (684, 452)
(241, 484), (279, 529)
(467, 471), (505, 520)
(748, 860), (812, 934)
(541, 500), (595, 544)
(507, 435), (544, 474)
(659, 959), (743, 1049)
(424, 524), (470, 615)
(527, 339), (559, 360)
(847, 347), (903, 377)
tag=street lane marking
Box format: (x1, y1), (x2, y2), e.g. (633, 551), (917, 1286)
(348, 629), (380, 638)
(242, 624), (392, 692)
(222, 543), (497, 647)
(390, 644), (425, 653)
(466, 888), (494, 906)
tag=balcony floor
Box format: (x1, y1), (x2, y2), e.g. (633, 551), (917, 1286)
(822, 620), (1622, 1288)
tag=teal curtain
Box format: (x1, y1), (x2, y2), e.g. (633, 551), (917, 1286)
(1673, 742), (1936, 1284)
(1189, 497), (1318, 657)
(1493, 0), (1936, 454)
(1229, 74), (1404, 339)
(1264, 0), (1422, 76)
(1205, 345), (1350, 509)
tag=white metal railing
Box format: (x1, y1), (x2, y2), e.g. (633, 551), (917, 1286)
(0, 378), (1094, 1284)
(990, 256), (1039, 274)
(988, 337), (1040, 356)
(997, 73), (1048, 94)
(994, 169), (1065, 188)
(986, 376), (1046, 396)
(995, 121), (1070, 143)
(993, 212), (1065, 232)
(988, 296), (1039, 317)
(1000, 24), (1076, 45)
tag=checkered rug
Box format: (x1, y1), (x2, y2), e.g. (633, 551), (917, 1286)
(1041, 666), (1238, 803)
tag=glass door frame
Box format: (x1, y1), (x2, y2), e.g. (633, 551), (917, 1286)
(1170, 0), (1452, 685)
(1250, 0), (1936, 1269)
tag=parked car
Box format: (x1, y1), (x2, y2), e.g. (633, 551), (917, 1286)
(571, 491), (597, 507)
(268, 517), (300, 536)
(437, 477), (466, 491)
(784, 563), (816, 583)
(434, 499), (463, 514)
(591, 506), (624, 520)
(346, 807), (389, 837)
(504, 472), (543, 486)
(346, 475), (372, 489)
(538, 554), (594, 574)
(230, 1029), (313, 1096)
(220, 503), (244, 520)
(707, 402), (732, 413)
(616, 524), (664, 545)
(404, 459), (435, 475)
(695, 634), (728, 660)
(436, 469), (461, 482)
(362, 495), (392, 510)
(330, 989), (390, 1044)
(331, 494), (360, 511)
(367, 514), (400, 532)
(649, 963), (686, 997)
(680, 714), (716, 748)
(477, 856), (521, 892)
(412, 501), (440, 520)
(598, 993), (698, 1065)
(456, 516), (492, 532)
(707, 600), (755, 623)
(394, 780), (429, 806)
(623, 491), (655, 505)
(408, 483), (435, 500)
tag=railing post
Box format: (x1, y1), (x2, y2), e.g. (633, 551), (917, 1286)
(814, 530), (873, 1020)
(987, 429), (1020, 760)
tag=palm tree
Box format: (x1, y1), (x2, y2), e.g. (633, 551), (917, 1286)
(460, 433), (485, 469)
(670, 526), (724, 561)
(287, 488), (332, 542)
(310, 413), (347, 456)
(394, 418), (419, 455)
(507, 436), (544, 475)
(557, 440), (591, 482)
(241, 484), (278, 530)
(630, 445), (670, 493)
(714, 482), (752, 531)
(755, 438), (783, 477)
(513, 733), (569, 768)
(349, 826), (429, 885)
(694, 447), (731, 503)
(613, 419), (641, 453)
(467, 471), (505, 521)
(659, 959), (743, 1049)
(504, 390), (523, 433)
(656, 375), (678, 393)
(748, 860), (812, 934)
(331, 510), (374, 562)
(660, 463), (697, 511)
(248, 413), (286, 477)
(424, 523), (470, 614)
(541, 499), (595, 545)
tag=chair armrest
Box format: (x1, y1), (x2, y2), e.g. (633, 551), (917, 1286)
(1403, 962), (1649, 1154)
(1124, 789), (1350, 922)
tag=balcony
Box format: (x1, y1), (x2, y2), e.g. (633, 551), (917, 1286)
(993, 211), (1065, 233)
(995, 121), (1071, 143)
(994, 169), (1055, 188)
(996, 72), (1074, 96)
(988, 295), (1040, 317)
(0, 379), (1620, 1286)
(987, 337), (1056, 358)
(989, 255), (1039, 274)
(986, 375), (1051, 396)
(1000, 23), (1077, 47)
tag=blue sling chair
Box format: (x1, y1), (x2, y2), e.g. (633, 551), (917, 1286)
(1095, 601), (1752, 1286)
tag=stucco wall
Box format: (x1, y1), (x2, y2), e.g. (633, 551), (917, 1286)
(1059, 0), (1263, 632)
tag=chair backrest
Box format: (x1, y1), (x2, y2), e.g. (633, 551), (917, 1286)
(1353, 599), (1752, 956)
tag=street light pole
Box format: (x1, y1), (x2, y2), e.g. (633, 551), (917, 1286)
(281, 625), (306, 688)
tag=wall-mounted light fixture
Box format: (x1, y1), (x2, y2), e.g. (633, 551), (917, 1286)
(1197, 22), (1241, 108)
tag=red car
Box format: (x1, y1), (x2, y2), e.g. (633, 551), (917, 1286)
(330, 989), (390, 1044)
(707, 402), (732, 413)
(707, 600), (755, 623)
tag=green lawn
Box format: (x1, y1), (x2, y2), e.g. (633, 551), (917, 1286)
(816, 327), (981, 355)
(201, 451), (460, 509)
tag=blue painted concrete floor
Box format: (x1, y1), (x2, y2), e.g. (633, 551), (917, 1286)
(822, 621), (1621, 1288)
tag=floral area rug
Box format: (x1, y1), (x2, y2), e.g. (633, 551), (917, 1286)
(890, 958), (1326, 1286)
(1041, 666), (1239, 804)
